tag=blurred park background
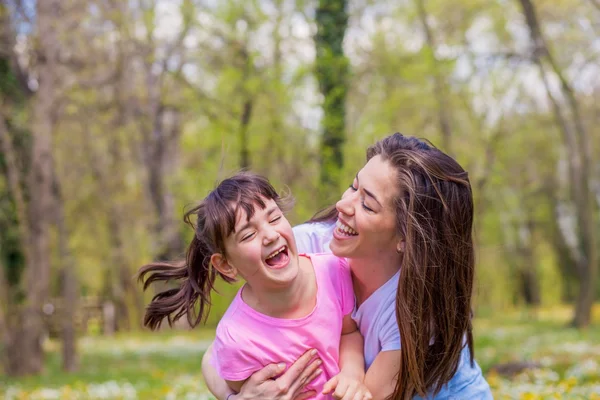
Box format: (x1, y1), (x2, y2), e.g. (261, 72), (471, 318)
(0, 0), (599, 399)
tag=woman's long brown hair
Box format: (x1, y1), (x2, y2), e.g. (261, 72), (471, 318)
(311, 133), (475, 399)
(138, 172), (293, 330)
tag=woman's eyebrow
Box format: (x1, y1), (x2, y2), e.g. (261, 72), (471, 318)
(356, 174), (382, 206)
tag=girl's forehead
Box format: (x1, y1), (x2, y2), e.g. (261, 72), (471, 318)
(233, 197), (278, 226)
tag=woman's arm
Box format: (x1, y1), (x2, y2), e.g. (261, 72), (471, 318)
(202, 343), (236, 399)
(364, 350), (401, 400)
(225, 379), (246, 394)
(202, 343), (323, 400)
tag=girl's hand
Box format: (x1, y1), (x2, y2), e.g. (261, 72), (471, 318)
(232, 349), (323, 400)
(322, 372), (373, 400)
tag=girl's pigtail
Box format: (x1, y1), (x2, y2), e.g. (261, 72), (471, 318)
(138, 203), (229, 330)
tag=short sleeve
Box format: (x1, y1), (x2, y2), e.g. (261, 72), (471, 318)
(292, 224), (319, 253)
(293, 222), (334, 254)
(379, 309), (401, 352)
(212, 324), (262, 381)
(337, 257), (355, 316)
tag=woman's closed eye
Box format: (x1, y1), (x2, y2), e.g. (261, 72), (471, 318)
(350, 183), (374, 212)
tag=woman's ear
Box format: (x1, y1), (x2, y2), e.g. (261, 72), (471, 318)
(396, 240), (405, 253)
(210, 253), (237, 279)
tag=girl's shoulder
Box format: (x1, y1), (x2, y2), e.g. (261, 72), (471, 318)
(304, 253), (349, 273)
(214, 306), (254, 346)
(214, 291), (247, 335)
(304, 253), (353, 312)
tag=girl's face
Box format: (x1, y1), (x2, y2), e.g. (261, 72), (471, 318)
(215, 198), (299, 291)
(330, 155), (402, 260)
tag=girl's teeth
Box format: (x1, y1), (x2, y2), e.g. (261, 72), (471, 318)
(267, 247), (285, 259)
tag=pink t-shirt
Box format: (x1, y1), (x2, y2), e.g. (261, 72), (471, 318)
(212, 253), (354, 399)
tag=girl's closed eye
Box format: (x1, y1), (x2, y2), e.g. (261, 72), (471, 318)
(241, 231), (255, 241)
(270, 215), (282, 223)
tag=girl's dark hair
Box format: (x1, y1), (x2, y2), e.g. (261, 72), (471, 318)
(138, 172), (293, 330)
(311, 133), (475, 399)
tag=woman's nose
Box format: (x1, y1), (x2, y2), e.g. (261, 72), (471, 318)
(336, 193), (355, 217)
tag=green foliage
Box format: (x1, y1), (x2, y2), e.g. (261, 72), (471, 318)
(0, 52), (30, 298)
(0, 0), (598, 333)
(0, 58), (23, 105)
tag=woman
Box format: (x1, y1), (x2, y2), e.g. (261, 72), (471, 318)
(202, 133), (492, 399)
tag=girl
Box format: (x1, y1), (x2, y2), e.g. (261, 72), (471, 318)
(138, 172), (371, 400)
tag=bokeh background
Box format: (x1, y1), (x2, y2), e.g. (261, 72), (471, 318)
(0, 0), (599, 398)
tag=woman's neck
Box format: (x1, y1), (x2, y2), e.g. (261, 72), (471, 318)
(350, 253), (401, 307)
(242, 256), (316, 318)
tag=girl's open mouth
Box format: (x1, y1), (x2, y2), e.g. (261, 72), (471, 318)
(265, 245), (289, 269)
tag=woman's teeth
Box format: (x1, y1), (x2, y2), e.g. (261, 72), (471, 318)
(336, 220), (358, 235)
(266, 246), (286, 260)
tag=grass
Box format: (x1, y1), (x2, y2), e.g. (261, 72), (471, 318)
(1, 306), (599, 399)
(0, 330), (215, 399)
(473, 306), (600, 399)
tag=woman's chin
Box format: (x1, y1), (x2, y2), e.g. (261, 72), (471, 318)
(330, 238), (354, 257)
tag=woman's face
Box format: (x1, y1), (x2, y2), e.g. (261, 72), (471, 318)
(330, 155), (402, 260)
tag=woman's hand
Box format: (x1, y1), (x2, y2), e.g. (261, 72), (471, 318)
(231, 349), (323, 400)
(322, 372), (373, 400)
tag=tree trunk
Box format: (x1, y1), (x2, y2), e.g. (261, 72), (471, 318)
(0, 117), (29, 259)
(261, 1), (285, 176)
(15, 0), (61, 375)
(414, 0), (452, 154)
(0, 108), (29, 377)
(239, 99), (253, 170)
(52, 172), (78, 372)
(545, 188), (579, 302)
(108, 48), (131, 331)
(315, 0), (349, 205)
(518, 0), (598, 327)
(0, 256), (8, 368)
(238, 44), (254, 170)
(136, 2), (185, 267)
(517, 220), (540, 307)
(145, 107), (184, 263)
(94, 4), (145, 330)
(0, 11), (32, 356)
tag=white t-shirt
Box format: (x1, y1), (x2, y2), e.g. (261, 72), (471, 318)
(293, 222), (401, 369)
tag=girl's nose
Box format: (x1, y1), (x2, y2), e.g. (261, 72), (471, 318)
(263, 227), (280, 244)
